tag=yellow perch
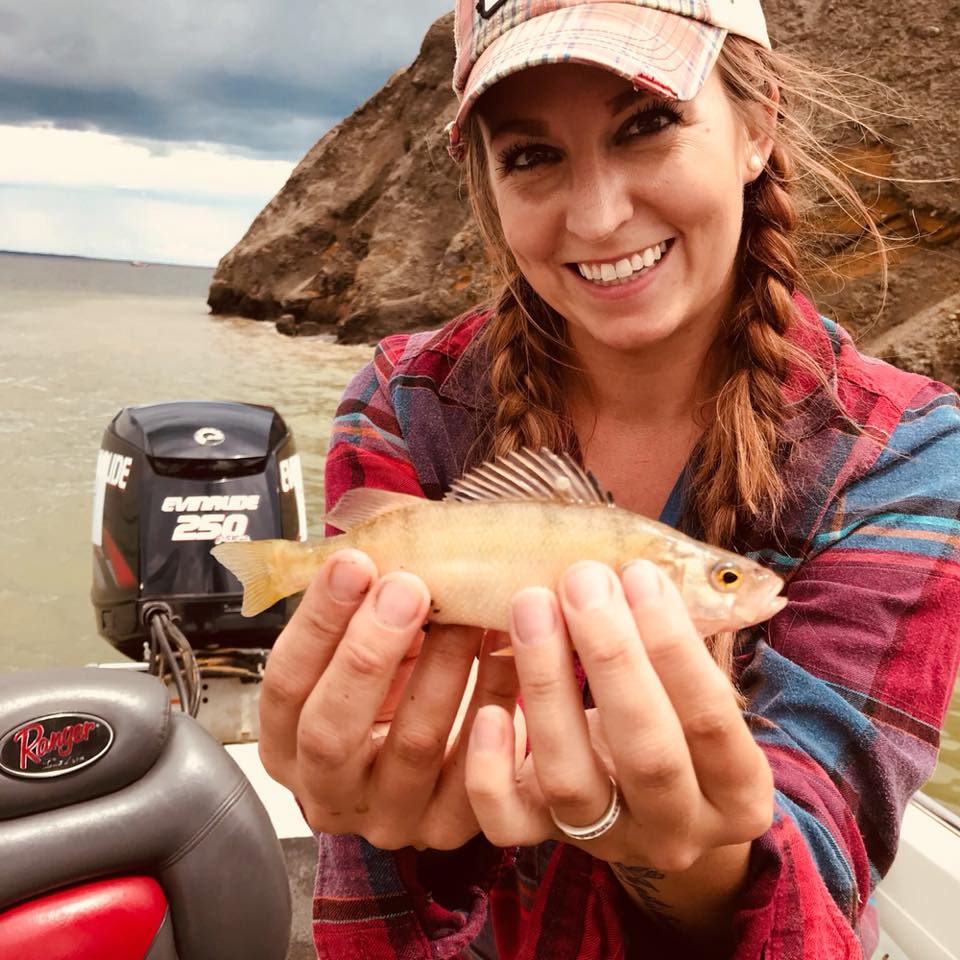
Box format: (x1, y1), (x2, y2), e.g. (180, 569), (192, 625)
(211, 448), (787, 635)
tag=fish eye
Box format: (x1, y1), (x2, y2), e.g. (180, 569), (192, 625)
(710, 562), (743, 592)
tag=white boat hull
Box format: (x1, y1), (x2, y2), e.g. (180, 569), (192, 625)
(875, 793), (960, 960)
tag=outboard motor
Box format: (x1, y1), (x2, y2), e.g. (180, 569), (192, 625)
(91, 401), (305, 739)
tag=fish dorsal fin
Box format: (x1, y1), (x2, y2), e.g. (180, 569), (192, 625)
(325, 488), (422, 532)
(445, 447), (615, 506)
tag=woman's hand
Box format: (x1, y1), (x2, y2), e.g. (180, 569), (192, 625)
(463, 558), (774, 939)
(258, 547), (520, 851)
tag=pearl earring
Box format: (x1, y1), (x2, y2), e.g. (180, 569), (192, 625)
(748, 154), (764, 173)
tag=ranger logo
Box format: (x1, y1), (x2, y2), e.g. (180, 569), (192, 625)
(0, 713), (115, 779)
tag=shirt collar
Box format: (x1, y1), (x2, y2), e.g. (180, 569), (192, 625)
(437, 294), (839, 439)
(781, 291), (840, 440)
(437, 309), (495, 411)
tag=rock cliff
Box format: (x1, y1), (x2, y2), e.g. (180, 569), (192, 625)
(208, 3), (960, 382)
(207, 15), (488, 344)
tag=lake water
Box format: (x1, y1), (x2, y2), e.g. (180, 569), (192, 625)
(0, 251), (956, 814)
(0, 253), (371, 668)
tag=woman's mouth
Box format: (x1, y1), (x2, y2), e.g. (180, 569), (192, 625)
(566, 239), (674, 294)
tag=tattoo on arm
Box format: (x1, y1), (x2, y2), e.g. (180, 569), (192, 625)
(611, 863), (676, 928)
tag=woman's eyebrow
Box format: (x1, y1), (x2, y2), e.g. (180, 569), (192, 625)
(606, 88), (655, 115)
(488, 87), (660, 140)
(488, 117), (549, 141)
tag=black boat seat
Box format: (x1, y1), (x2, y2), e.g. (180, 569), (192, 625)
(0, 667), (291, 960)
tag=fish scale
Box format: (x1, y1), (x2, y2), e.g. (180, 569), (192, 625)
(354, 499), (634, 629)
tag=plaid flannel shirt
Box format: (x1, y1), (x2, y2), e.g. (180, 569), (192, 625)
(314, 294), (960, 960)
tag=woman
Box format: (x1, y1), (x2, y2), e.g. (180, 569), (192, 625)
(259, 1), (960, 957)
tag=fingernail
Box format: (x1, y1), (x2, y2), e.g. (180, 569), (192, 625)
(563, 562), (613, 611)
(621, 560), (662, 605)
(510, 588), (556, 645)
(372, 576), (424, 630)
(471, 708), (505, 752)
(328, 558), (372, 603)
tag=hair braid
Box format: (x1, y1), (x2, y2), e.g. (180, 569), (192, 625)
(689, 144), (812, 674)
(483, 276), (573, 458)
(691, 142), (805, 553)
(464, 121), (577, 460)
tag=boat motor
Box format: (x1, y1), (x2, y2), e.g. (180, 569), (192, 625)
(91, 401), (306, 738)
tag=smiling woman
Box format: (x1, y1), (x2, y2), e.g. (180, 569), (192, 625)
(248, 2), (960, 959)
(476, 67), (753, 356)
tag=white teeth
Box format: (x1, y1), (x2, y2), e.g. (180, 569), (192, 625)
(576, 240), (670, 285)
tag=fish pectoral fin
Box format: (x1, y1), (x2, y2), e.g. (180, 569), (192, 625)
(325, 487), (423, 532)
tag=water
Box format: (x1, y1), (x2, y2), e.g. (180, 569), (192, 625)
(0, 252), (956, 815)
(0, 253), (371, 668)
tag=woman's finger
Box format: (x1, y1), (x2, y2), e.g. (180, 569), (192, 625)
(621, 561), (773, 831)
(374, 627), (426, 723)
(557, 562), (700, 826)
(259, 548), (376, 780)
(295, 571), (431, 808)
(508, 587), (611, 831)
(445, 630), (522, 760)
(465, 705), (551, 848)
(415, 629), (524, 848)
(431, 629), (524, 816)
(371, 624), (483, 828)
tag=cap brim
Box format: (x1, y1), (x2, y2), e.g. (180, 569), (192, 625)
(454, 3), (726, 137)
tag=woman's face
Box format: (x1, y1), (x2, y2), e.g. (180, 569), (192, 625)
(477, 63), (763, 358)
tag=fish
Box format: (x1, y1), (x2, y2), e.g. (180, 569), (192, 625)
(210, 447), (787, 636)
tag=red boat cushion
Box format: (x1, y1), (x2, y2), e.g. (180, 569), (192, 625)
(0, 876), (168, 960)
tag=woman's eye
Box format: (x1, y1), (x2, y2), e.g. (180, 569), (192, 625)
(618, 105), (683, 140)
(497, 143), (557, 174)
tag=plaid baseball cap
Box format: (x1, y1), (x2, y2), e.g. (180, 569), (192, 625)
(448, 0), (770, 160)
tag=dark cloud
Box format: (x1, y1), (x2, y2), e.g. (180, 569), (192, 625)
(0, 0), (453, 158)
(0, 70), (392, 157)
(0, 80), (164, 136)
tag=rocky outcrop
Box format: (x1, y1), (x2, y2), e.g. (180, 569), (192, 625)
(209, 3), (960, 384)
(207, 14), (491, 344)
(868, 293), (960, 387)
(764, 0), (960, 374)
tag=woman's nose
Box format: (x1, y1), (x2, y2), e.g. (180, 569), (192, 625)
(564, 162), (634, 243)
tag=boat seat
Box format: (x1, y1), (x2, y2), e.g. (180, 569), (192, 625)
(0, 666), (291, 960)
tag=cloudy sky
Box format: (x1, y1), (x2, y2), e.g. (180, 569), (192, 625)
(0, 0), (452, 265)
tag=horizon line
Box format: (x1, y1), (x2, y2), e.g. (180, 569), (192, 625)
(0, 248), (215, 270)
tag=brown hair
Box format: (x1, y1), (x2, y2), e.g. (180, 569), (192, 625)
(463, 38), (890, 675)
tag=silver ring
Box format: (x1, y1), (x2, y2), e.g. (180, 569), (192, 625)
(549, 775), (621, 841)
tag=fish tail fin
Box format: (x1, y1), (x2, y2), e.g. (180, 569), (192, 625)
(211, 539), (321, 617)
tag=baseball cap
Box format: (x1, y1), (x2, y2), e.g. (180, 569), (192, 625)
(448, 0), (770, 160)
